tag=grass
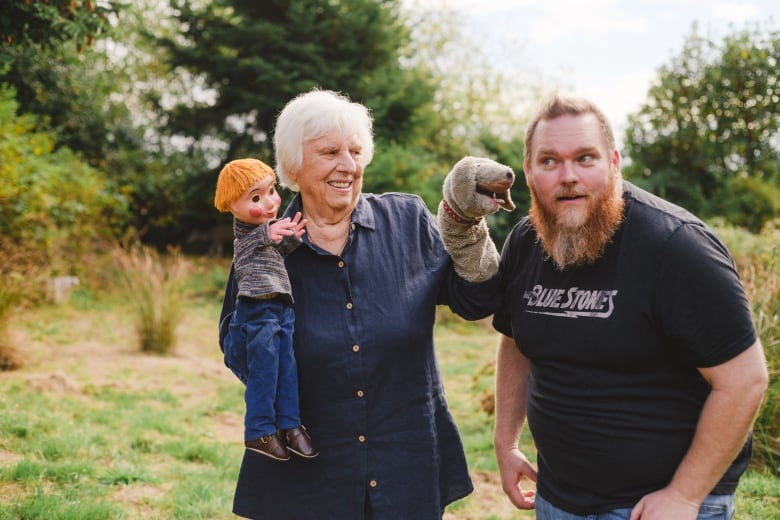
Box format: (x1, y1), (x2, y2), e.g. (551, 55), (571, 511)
(112, 244), (191, 355)
(0, 259), (777, 519)
(0, 278), (242, 520)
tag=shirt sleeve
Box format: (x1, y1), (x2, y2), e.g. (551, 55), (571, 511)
(218, 263), (237, 354)
(491, 220), (530, 337)
(656, 222), (757, 367)
(276, 233), (302, 257)
(444, 270), (504, 320)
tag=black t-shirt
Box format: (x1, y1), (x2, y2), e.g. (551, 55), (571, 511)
(493, 182), (757, 514)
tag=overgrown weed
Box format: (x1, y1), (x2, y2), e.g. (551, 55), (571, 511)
(112, 244), (191, 354)
(715, 220), (780, 474)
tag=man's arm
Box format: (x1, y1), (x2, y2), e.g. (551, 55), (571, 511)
(494, 333), (538, 510)
(630, 340), (768, 520)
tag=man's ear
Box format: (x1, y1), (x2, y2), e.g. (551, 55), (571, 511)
(523, 159), (532, 188)
(611, 149), (621, 176)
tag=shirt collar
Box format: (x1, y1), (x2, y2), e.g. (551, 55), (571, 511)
(283, 193), (376, 231)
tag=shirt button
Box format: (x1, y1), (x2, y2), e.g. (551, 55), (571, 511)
(346, 302), (353, 310)
(369, 480), (377, 488)
(351, 223), (356, 231)
(357, 390), (364, 397)
(358, 435), (366, 443)
(352, 345), (360, 352)
(338, 260), (344, 268)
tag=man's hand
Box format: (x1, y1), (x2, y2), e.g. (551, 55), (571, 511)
(629, 487), (699, 520)
(496, 447), (538, 510)
(437, 157), (515, 282)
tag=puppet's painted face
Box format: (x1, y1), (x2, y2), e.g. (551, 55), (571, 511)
(229, 176), (282, 225)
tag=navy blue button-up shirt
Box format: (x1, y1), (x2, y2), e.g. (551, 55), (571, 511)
(219, 192), (500, 519)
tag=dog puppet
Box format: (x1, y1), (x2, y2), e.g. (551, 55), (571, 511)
(437, 156), (515, 282)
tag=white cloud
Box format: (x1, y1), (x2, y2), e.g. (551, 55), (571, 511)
(403, 0), (779, 133)
(711, 2), (759, 23)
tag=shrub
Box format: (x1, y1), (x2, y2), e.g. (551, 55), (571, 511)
(715, 220), (780, 473)
(0, 238), (50, 371)
(711, 177), (780, 233)
(112, 244), (191, 355)
(0, 85), (128, 272)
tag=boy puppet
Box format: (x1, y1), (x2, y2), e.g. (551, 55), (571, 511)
(215, 158), (317, 461)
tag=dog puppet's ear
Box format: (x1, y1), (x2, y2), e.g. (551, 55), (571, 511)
(500, 189), (515, 211)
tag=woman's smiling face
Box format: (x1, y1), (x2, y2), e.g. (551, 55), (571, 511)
(292, 128), (365, 217)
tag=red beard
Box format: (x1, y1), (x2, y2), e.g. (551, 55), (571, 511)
(529, 177), (625, 271)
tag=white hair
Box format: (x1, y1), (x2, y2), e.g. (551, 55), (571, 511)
(274, 89), (375, 191)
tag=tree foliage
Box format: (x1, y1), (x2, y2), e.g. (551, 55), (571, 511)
(0, 86), (127, 271)
(157, 0), (420, 159)
(0, 0), (123, 63)
(2, 43), (138, 168)
(0, 1), (134, 167)
(149, 0), (461, 236)
(0, 1), (215, 249)
(0, 1), (135, 272)
(1, 0), (542, 251)
(150, 0), (547, 244)
(624, 24), (780, 231)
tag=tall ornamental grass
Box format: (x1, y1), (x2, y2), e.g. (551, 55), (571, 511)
(715, 220), (780, 473)
(112, 244), (190, 355)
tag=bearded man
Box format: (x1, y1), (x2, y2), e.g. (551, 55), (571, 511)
(492, 95), (767, 520)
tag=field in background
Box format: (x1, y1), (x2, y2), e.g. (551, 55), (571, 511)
(0, 260), (777, 519)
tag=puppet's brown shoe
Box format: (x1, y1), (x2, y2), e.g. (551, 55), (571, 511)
(245, 434), (290, 461)
(282, 426), (318, 458)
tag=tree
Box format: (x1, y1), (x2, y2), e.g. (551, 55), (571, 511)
(1, 1), (132, 166)
(399, 0), (549, 241)
(157, 0), (416, 160)
(148, 0), (459, 235)
(0, 0), (139, 255)
(0, 0), (121, 54)
(1, 1), (217, 248)
(152, 0), (550, 244)
(624, 23), (780, 231)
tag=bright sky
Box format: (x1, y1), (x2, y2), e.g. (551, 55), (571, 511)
(415, 0), (779, 148)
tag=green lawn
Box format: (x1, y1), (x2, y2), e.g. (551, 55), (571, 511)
(0, 289), (776, 519)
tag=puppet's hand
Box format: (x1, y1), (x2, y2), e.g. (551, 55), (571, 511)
(268, 214), (306, 243)
(440, 156), (515, 223)
(437, 157), (515, 282)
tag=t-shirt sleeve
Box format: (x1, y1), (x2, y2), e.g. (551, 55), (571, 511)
(491, 225), (520, 338)
(656, 222), (757, 367)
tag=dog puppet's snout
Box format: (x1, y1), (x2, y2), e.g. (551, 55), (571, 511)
(505, 169), (515, 181)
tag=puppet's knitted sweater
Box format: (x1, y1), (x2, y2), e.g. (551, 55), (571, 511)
(232, 218), (300, 301)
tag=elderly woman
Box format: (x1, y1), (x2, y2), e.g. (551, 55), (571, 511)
(219, 89), (500, 519)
